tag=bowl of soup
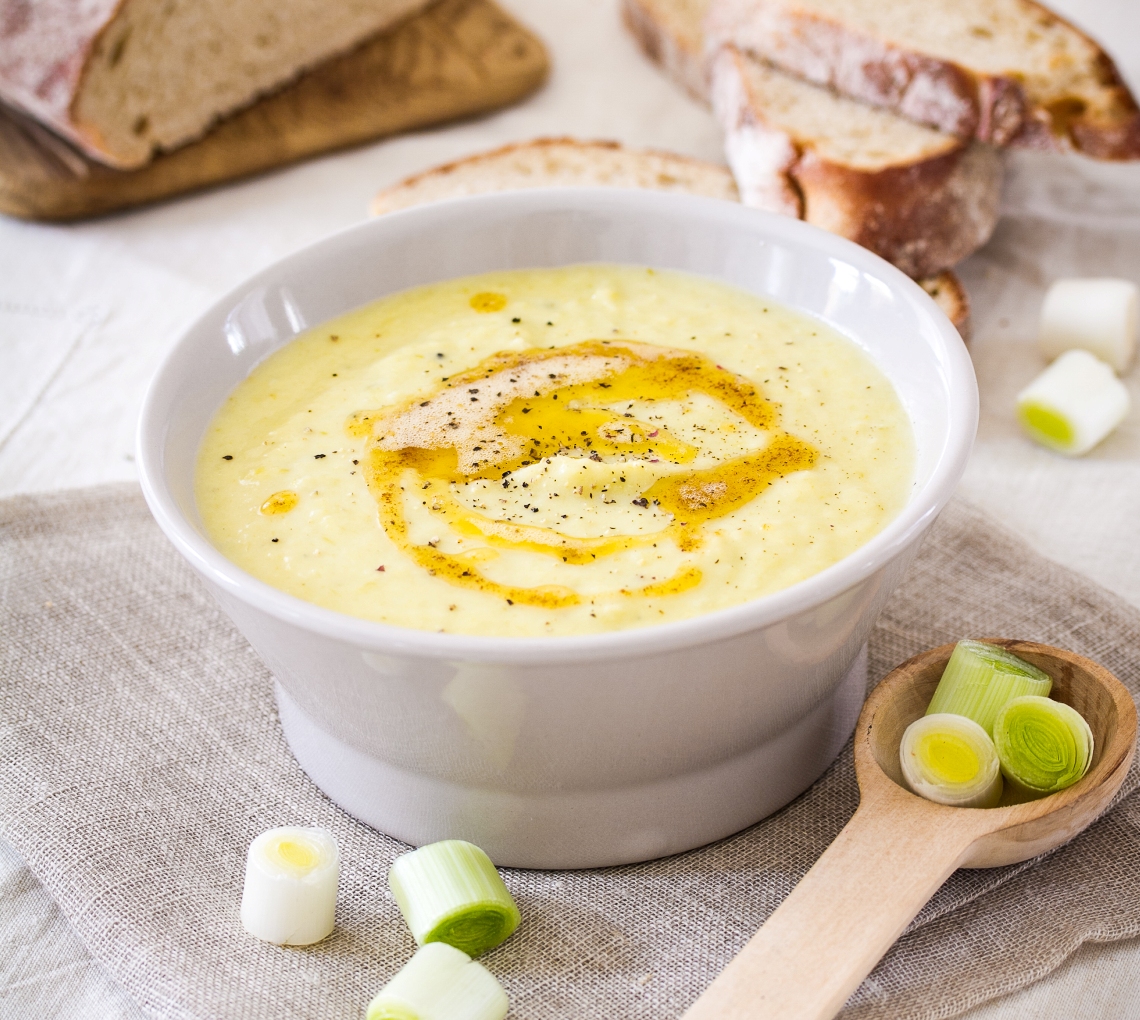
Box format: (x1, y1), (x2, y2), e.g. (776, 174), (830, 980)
(138, 189), (976, 867)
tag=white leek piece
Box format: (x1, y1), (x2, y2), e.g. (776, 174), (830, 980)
(1016, 349), (1130, 456)
(389, 840), (520, 957)
(240, 826), (339, 945)
(925, 639), (1052, 736)
(366, 942), (508, 1020)
(993, 695), (1094, 797)
(900, 714), (1003, 808)
(1039, 277), (1138, 372)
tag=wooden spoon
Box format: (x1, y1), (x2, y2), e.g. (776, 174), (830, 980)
(682, 639), (1137, 1020)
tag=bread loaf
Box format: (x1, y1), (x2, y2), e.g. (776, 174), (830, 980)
(0, 0), (431, 168)
(370, 136), (971, 337)
(371, 136), (740, 214)
(712, 46), (1001, 278)
(706, 0), (1140, 159)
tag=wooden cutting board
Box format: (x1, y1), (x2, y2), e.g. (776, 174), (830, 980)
(0, 0), (548, 222)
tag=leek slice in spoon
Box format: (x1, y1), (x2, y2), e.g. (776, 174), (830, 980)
(993, 695), (1094, 797)
(900, 713), (1003, 808)
(926, 639), (1052, 735)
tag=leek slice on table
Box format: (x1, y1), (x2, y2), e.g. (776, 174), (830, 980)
(367, 942), (508, 1020)
(1016, 348), (1130, 456)
(993, 695), (1095, 797)
(389, 840), (521, 957)
(926, 640), (1052, 735)
(900, 714), (1003, 808)
(239, 826), (339, 946)
(1038, 277), (1138, 372)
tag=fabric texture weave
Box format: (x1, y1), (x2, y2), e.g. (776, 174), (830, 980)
(2, 483), (1139, 1020)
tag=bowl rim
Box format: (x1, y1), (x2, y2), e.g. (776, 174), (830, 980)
(137, 187), (978, 664)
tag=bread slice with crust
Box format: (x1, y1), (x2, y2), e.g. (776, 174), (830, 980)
(621, 0), (710, 101)
(621, 0), (1001, 279)
(370, 136), (740, 213)
(370, 136), (971, 337)
(705, 0), (1140, 159)
(920, 269), (971, 341)
(712, 46), (1001, 278)
(0, 0), (431, 168)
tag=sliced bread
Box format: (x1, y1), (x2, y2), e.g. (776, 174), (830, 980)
(705, 0), (1140, 159)
(920, 270), (971, 341)
(712, 46), (1001, 278)
(621, 0), (710, 101)
(370, 136), (740, 214)
(621, 0), (1001, 279)
(369, 136), (970, 337)
(0, 0), (432, 168)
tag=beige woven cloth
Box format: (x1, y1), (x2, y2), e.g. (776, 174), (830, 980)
(2, 484), (1140, 1020)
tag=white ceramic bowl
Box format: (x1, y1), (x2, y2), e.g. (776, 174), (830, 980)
(138, 189), (976, 868)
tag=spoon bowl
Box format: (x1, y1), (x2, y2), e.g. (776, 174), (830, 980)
(684, 639), (1137, 1020)
(864, 638), (1136, 866)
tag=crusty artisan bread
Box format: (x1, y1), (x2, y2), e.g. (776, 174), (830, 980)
(621, 0), (710, 102)
(370, 136), (971, 337)
(712, 46), (1001, 279)
(705, 0), (1140, 159)
(0, 0), (432, 168)
(920, 270), (971, 341)
(621, 0), (1001, 279)
(0, 0), (550, 222)
(370, 136), (740, 214)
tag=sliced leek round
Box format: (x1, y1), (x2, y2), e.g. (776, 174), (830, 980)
(366, 942), (508, 1020)
(900, 713), (1003, 808)
(1039, 277), (1138, 372)
(993, 695), (1094, 797)
(1016, 348), (1130, 456)
(389, 840), (520, 958)
(925, 639), (1052, 736)
(240, 826), (339, 945)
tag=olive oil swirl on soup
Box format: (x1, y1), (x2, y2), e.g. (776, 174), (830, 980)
(351, 338), (816, 610)
(196, 266), (915, 636)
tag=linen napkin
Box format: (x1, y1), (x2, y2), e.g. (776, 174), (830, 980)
(2, 483), (1139, 1020)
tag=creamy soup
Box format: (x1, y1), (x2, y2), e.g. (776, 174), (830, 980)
(196, 265), (914, 636)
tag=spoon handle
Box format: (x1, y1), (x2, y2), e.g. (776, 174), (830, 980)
(681, 795), (983, 1020)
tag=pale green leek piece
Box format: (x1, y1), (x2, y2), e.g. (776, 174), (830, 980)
(900, 713), (1003, 808)
(992, 695), (1094, 797)
(926, 640), (1052, 735)
(389, 840), (521, 958)
(366, 942), (508, 1020)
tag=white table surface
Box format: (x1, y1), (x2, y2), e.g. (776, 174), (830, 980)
(4, 1), (1140, 1016)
